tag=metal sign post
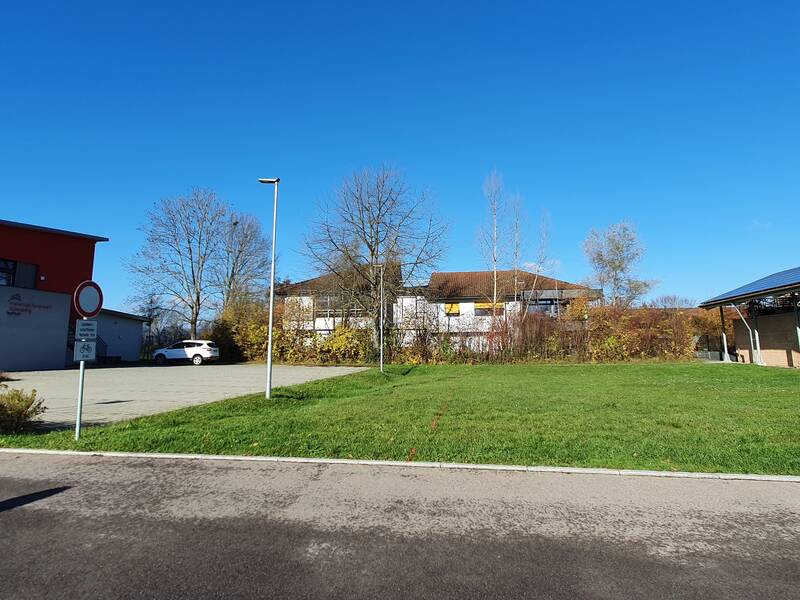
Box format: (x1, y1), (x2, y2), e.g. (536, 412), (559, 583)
(75, 319), (87, 441)
(73, 281), (103, 440)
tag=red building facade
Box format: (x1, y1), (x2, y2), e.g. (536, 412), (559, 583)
(0, 219), (108, 296)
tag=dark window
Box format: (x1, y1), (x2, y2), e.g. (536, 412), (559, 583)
(169, 342), (185, 349)
(0, 259), (15, 286)
(206, 342), (218, 348)
(14, 262), (37, 288)
(0, 259), (37, 288)
(475, 303), (505, 317)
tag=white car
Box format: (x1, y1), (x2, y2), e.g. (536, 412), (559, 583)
(153, 340), (220, 366)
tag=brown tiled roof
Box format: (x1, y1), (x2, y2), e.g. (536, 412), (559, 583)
(427, 270), (587, 300)
(276, 273), (344, 296)
(277, 264), (403, 297)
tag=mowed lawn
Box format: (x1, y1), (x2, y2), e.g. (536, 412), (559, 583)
(2, 363), (799, 474)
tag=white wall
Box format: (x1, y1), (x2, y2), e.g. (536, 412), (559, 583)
(97, 312), (144, 361)
(282, 294), (527, 346)
(395, 298), (524, 334)
(0, 287), (70, 371)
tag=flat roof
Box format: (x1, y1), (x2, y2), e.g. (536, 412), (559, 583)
(699, 266), (800, 308)
(0, 219), (109, 242)
(100, 308), (149, 322)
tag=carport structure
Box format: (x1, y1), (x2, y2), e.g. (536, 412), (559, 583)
(699, 266), (800, 367)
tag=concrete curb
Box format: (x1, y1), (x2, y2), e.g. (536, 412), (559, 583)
(1, 447), (799, 483)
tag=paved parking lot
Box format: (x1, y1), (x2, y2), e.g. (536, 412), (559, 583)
(4, 364), (366, 427)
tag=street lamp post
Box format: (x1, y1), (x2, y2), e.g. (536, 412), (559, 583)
(258, 177), (280, 399)
(375, 262), (385, 373)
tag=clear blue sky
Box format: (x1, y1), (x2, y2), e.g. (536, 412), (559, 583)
(2, 1), (799, 311)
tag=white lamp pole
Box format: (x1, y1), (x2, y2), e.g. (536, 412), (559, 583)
(258, 177), (280, 399)
(374, 262), (385, 373)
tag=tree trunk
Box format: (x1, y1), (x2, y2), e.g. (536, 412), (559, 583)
(190, 309), (199, 339)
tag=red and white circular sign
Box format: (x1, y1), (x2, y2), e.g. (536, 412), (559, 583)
(73, 280), (103, 318)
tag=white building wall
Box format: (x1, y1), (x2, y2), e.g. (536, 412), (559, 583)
(96, 312), (145, 362)
(284, 296), (315, 330)
(0, 287), (70, 371)
(283, 294), (527, 348)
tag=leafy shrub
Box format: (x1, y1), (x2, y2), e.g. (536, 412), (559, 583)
(207, 294), (700, 366)
(206, 317), (242, 362)
(272, 328), (320, 363)
(588, 305), (695, 361)
(317, 326), (373, 364)
(0, 387), (46, 433)
(205, 297), (271, 362)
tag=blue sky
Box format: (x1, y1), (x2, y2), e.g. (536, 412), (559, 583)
(2, 1), (799, 311)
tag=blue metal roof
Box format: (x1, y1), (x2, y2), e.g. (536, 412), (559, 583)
(700, 266), (800, 308)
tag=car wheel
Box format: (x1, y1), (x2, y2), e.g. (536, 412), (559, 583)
(154, 354), (167, 366)
(192, 355), (203, 366)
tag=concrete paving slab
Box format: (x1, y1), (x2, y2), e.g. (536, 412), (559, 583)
(4, 364), (367, 426)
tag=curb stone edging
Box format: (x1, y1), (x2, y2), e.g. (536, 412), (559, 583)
(1, 447), (798, 483)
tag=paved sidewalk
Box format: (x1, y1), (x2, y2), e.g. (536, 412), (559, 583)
(4, 364), (366, 426)
(1, 452), (798, 599)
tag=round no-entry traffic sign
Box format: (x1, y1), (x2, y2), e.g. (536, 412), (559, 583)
(73, 280), (103, 318)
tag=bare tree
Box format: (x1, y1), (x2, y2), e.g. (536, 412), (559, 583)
(305, 166), (446, 347)
(479, 169), (505, 310)
(128, 189), (272, 339)
(127, 189), (227, 339)
(650, 295), (694, 309)
(510, 193), (524, 302)
(583, 222), (654, 308)
(522, 209), (554, 318)
(216, 212), (270, 308)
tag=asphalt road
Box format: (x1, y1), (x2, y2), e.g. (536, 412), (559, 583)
(4, 364), (366, 426)
(1, 452), (798, 599)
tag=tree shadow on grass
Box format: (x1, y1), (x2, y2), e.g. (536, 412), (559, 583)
(269, 388), (310, 405)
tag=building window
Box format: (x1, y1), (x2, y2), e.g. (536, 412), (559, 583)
(445, 303), (460, 316)
(0, 259), (37, 288)
(14, 262), (37, 288)
(0, 259), (15, 286)
(475, 302), (504, 317)
(313, 294), (364, 319)
(314, 294), (338, 318)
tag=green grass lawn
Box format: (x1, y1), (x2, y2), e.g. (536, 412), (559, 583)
(2, 363), (799, 474)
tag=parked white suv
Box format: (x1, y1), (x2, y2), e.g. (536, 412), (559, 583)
(153, 340), (220, 366)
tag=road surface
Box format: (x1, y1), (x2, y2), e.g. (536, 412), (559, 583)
(1, 452), (798, 599)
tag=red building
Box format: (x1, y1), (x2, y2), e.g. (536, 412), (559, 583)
(0, 219), (108, 296)
(1, 219), (148, 371)
(1, 219), (128, 371)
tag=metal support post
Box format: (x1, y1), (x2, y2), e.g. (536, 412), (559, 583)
(719, 306), (730, 362)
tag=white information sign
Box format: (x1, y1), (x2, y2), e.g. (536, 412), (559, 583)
(74, 341), (96, 362)
(75, 319), (97, 340)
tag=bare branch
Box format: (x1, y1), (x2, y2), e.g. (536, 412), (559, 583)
(304, 165), (447, 347)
